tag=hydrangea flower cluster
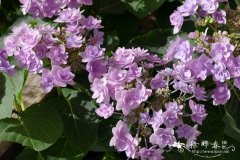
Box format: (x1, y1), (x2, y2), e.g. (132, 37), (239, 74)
(83, 1), (240, 159)
(1, 1), (103, 93)
(87, 44), (210, 159)
(19, 0), (92, 18)
(170, 0), (227, 34)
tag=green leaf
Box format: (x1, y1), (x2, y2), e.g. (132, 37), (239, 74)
(0, 74), (14, 119)
(43, 138), (85, 158)
(127, 29), (188, 55)
(199, 108), (225, 141)
(16, 148), (46, 160)
(223, 90), (240, 142)
(90, 118), (118, 152)
(56, 89), (99, 153)
(235, 0), (240, 5)
(121, 0), (166, 19)
(0, 104), (63, 151)
(93, 0), (126, 14)
(0, 70), (28, 118)
(16, 147), (85, 160)
(104, 31), (120, 52)
(102, 152), (124, 160)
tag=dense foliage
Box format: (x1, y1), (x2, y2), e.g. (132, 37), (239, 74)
(0, 0), (240, 159)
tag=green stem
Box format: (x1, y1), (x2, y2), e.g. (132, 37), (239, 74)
(227, 80), (240, 101)
(57, 87), (62, 97)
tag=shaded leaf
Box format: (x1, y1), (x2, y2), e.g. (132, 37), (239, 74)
(235, 0), (240, 5)
(104, 31), (120, 52)
(93, 0), (126, 14)
(56, 88), (99, 153)
(16, 148), (46, 160)
(223, 90), (240, 142)
(127, 29), (188, 55)
(121, 0), (166, 19)
(0, 70), (28, 118)
(0, 104), (63, 151)
(44, 138), (85, 158)
(0, 74), (14, 119)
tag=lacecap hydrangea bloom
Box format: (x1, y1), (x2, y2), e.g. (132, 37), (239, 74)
(1, 0), (104, 93)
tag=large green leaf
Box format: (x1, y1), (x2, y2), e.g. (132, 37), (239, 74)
(43, 138), (84, 158)
(121, 0), (166, 19)
(104, 31), (120, 53)
(16, 148), (46, 160)
(0, 70), (28, 118)
(0, 104), (63, 151)
(127, 29), (188, 55)
(53, 88), (100, 153)
(16, 147), (84, 160)
(0, 74), (14, 118)
(223, 89), (240, 142)
(90, 118), (118, 152)
(93, 0), (126, 14)
(127, 29), (172, 55)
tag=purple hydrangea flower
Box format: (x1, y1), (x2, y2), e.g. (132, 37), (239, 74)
(15, 50), (43, 74)
(210, 41), (234, 62)
(176, 124), (201, 147)
(33, 43), (48, 59)
(110, 120), (138, 159)
(186, 55), (212, 81)
(91, 77), (110, 103)
(127, 63), (142, 81)
(192, 84), (207, 101)
(66, 35), (83, 48)
(150, 72), (167, 90)
(78, 0), (93, 5)
(110, 47), (135, 68)
(20, 0), (43, 17)
(165, 101), (183, 114)
(4, 23), (41, 55)
(148, 110), (164, 131)
(177, 0), (198, 16)
(51, 65), (75, 87)
(81, 45), (104, 62)
(95, 103), (114, 119)
(139, 112), (150, 124)
(139, 148), (164, 160)
(55, 8), (82, 23)
(86, 58), (107, 82)
(189, 100), (207, 125)
(132, 47), (149, 62)
(0, 49), (15, 76)
(149, 128), (176, 148)
(212, 10), (226, 24)
(164, 37), (194, 62)
(91, 29), (104, 45)
(211, 61), (230, 82)
(80, 16), (102, 30)
(163, 110), (182, 128)
(198, 0), (219, 14)
(47, 45), (68, 65)
(106, 67), (128, 85)
(40, 68), (54, 92)
(211, 82), (230, 105)
(170, 10), (184, 34)
(115, 82), (151, 115)
(19, 27), (42, 50)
